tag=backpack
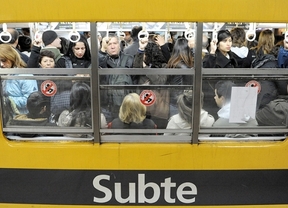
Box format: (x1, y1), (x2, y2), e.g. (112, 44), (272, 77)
(251, 54), (278, 68)
(256, 99), (288, 126)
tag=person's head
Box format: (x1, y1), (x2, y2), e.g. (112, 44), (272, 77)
(217, 30), (233, 55)
(230, 27), (246, 47)
(26, 91), (51, 119)
(256, 29), (275, 54)
(144, 41), (167, 68)
(131, 26), (143, 41)
(17, 35), (32, 52)
(0, 44), (26, 68)
(6, 28), (19, 45)
(167, 37), (194, 68)
(119, 93), (146, 124)
(214, 80), (235, 107)
(124, 31), (132, 43)
(39, 50), (55, 68)
(59, 37), (70, 55)
(70, 82), (91, 112)
(177, 90), (204, 124)
(106, 35), (121, 57)
(42, 30), (61, 48)
(67, 35), (91, 60)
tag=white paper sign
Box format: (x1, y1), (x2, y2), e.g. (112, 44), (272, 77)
(229, 87), (258, 123)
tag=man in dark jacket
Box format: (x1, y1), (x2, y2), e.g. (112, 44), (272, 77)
(99, 34), (134, 122)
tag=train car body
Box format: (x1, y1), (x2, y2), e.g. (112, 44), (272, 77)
(0, 0), (288, 207)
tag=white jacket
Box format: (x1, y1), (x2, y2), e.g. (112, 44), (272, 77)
(164, 109), (215, 135)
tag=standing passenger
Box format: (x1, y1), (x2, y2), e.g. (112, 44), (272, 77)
(64, 35), (91, 68)
(230, 27), (254, 68)
(166, 38), (194, 117)
(0, 44), (38, 114)
(99, 34), (134, 122)
(123, 26), (142, 56)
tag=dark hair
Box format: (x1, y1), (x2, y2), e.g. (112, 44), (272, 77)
(144, 42), (167, 68)
(66, 34), (91, 66)
(167, 38), (194, 68)
(215, 80), (235, 102)
(38, 50), (55, 63)
(59, 37), (70, 55)
(217, 30), (232, 43)
(230, 27), (246, 47)
(18, 35), (32, 52)
(69, 82), (91, 127)
(27, 91), (50, 119)
(131, 26), (143, 40)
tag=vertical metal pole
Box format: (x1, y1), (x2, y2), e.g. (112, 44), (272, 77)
(191, 22), (203, 144)
(90, 22), (101, 143)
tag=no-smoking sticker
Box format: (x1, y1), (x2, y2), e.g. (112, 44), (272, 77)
(245, 80), (261, 94)
(41, 80), (57, 97)
(140, 90), (156, 106)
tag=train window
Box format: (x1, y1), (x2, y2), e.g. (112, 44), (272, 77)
(0, 22), (287, 143)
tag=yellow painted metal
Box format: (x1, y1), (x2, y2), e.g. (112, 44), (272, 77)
(0, 0), (288, 23)
(0, 135), (287, 170)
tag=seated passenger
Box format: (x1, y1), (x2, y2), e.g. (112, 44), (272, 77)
(10, 91), (55, 126)
(0, 44), (38, 114)
(164, 90), (214, 136)
(213, 81), (257, 137)
(57, 82), (107, 137)
(108, 93), (157, 132)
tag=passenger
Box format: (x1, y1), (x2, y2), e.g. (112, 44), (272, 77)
(213, 80), (257, 137)
(164, 90), (214, 136)
(250, 29), (279, 109)
(133, 36), (169, 129)
(153, 34), (172, 62)
(10, 91), (55, 126)
(250, 29), (278, 68)
(277, 38), (288, 68)
(0, 44), (38, 114)
(59, 37), (70, 55)
(4, 28), (29, 63)
(203, 30), (238, 68)
(108, 93), (156, 132)
(98, 36), (108, 60)
(230, 27), (255, 68)
(64, 34), (91, 68)
(123, 26), (142, 56)
(27, 30), (66, 68)
(17, 35), (32, 57)
(166, 37), (194, 117)
(202, 30), (238, 119)
(99, 34), (134, 122)
(124, 31), (133, 47)
(30, 43), (73, 122)
(57, 82), (107, 137)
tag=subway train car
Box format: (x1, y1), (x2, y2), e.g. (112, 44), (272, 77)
(0, 0), (288, 207)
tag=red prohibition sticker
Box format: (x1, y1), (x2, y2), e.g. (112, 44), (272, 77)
(140, 90), (156, 106)
(41, 80), (57, 96)
(245, 80), (261, 94)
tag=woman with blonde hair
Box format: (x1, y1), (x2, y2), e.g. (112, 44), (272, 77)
(0, 44), (38, 115)
(109, 93), (157, 131)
